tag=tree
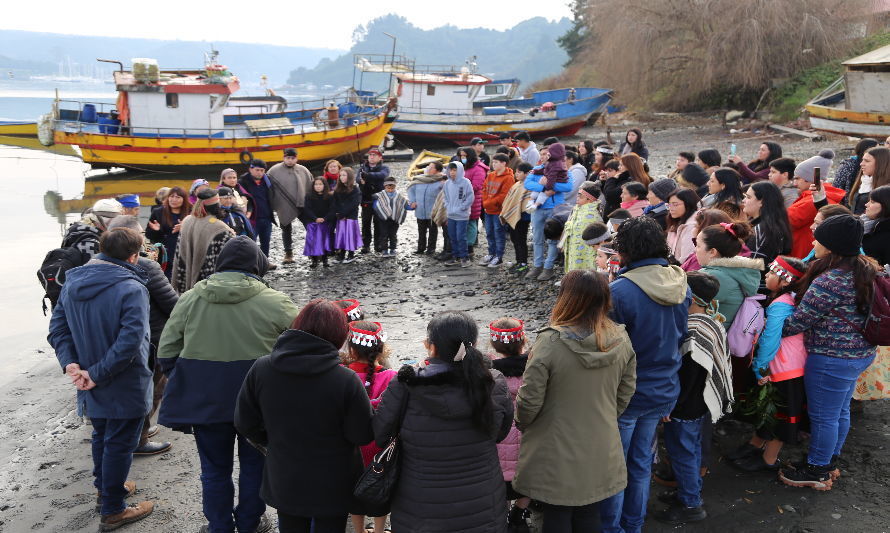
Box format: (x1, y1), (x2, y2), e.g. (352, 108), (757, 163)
(557, 0), (591, 66)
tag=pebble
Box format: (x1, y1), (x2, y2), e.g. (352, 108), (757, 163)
(831, 513), (842, 519)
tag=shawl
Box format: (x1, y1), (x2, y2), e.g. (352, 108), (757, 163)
(684, 314), (734, 421)
(559, 201), (604, 273)
(171, 214), (234, 294)
(430, 189), (448, 227)
(373, 190), (408, 224)
(499, 181), (531, 229)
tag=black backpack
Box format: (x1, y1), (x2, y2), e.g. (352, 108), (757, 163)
(37, 234), (92, 315)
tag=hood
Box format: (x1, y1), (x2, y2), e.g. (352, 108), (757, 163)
(193, 271), (269, 304)
(543, 325), (629, 369)
(448, 160), (465, 181)
(397, 363), (477, 420)
(215, 235), (269, 276)
(548, 142), (566, 159)
(621, 260), (689, 306)
(268, 329), (342, 376)
(64, 255), (147, 302)
(704, 256), (764, 293)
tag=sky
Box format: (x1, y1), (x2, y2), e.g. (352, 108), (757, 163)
(1, 0), (573, 50)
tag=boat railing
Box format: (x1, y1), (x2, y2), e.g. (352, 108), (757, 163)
(808, 77), (845, 107)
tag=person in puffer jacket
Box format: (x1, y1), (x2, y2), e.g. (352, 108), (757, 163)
(487, 318), (532, 531)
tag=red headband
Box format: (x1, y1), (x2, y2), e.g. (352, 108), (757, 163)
(719, 222), (736, 237)
(348, 321), (387, 347)
(334, 299), (363, 321)
(489, 320), (525, 343)
(769, 257), (805, 282)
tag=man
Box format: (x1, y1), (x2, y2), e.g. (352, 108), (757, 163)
(515, 131), (540, 166)
(158, 236), (299, 533)
(238, 159), (276, 262)
(171, 188), (235, 294)
(62, 198), (123, 259)
(266, 148), (313, 264)
(48, 227), (156, 531)
(470, 137), (491, 167)
(358, 148), (390, 253)
(600, 216), (691, 533)
(107, 216), (175, 457)
(498, 132), (515, 149)
(116, 194), (141, 216)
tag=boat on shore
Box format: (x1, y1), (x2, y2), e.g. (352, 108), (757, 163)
(806, 44), (890, 138)
(0, 120), (38, 137)
(46, 54), (398, 173)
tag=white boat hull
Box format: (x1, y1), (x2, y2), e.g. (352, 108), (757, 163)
(809, 116), (890, 137)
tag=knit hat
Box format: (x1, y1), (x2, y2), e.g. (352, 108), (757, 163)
(283, 147), (297, 157)
(189, 178), (209, 196)
(92, 198), (123, 218)
(217, 186), (234, 198)
(117, 194), (140, 208)
(383, 176), (397, 186)
(680, 163), (709, 188)
(794, 149), (835, 183)
(581, 222), (611, 245)
(649, 179), (678, 203)
(813, 214), (863, 256)
(197, 188), (219, 201)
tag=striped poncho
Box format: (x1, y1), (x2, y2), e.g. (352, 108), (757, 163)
(684, 313), (734, 420)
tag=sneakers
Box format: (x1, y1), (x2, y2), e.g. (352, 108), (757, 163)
(99, 501), (154, 531)
(95, 481), (137, 513)
(487, 257), (503, 268)
(525, 266), (542, 279)
(460, 258), (471, 268)
(537, 268), (555, 281)
(732, 453), (780, 472)
(653, 502), (707, 525)
(342, 252), (356, 264)
(445, 256), (461, 266)
(513, 263), (529, 274)
(779, 463), (834, 490)
(725, 442), (764, 462)
(478, 254), (493, 265)
(282, 252), (295, 264)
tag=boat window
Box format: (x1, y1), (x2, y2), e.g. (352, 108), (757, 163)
(427, 85), (436, 96)
(484, 85), (505, 95)
(166, 93), (179, 108)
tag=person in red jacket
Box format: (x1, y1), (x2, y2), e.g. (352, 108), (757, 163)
(787, 150), (845, 258)
(480, 153), (515, 267)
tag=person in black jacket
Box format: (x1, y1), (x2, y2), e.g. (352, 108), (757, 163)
(302, 177), (334, 268)
(235, 299), (374, 533)
(146, 186), (191, 279)
(600, 160), (631, 218)
(863, 185), (890, 266)
(742, 182), (793, 291)
(108, 215), (176, 456)
(645, 179), (678, 230)
(329, 168), (364, 264)
(358, 149), (390, 254)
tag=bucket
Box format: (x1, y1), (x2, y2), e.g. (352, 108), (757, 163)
(97, 117), (120, 134)
(80, 104), (98, 123)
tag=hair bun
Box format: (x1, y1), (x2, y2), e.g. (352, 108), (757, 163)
(819, 149), (835, 160)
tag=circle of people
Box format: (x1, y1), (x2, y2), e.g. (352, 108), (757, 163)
(50, 129), (890, 533)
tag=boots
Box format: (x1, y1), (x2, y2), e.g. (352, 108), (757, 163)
(321, 255), (329, 268)
(282, 252), (295, 264)
(310, 257), (319, 269)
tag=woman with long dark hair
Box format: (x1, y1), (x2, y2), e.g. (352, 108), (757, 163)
(619, 128), (649, 161)
(696, 222), (763, 328)
(373, 311), (513, 533)
(513, 270), (636, 532)
(702, 168), (744, 219)
(834, 138), (879, 193)
(146, 185), (191, 278)
(728, 142), (783, 184)
(862, 185), (890, 265)
(743, 181), (793, 268)
(666, 189), (701, 263)
(578, 140), (597, 172)
(779, 215), (879, 490)
(847, 146), (890, 214)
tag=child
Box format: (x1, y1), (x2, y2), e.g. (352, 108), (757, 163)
(728, 256), (809, 472)
(323, 159), (342, 190)
(668, 152), (696, 181)
(303, 177), (334, 268)
(767, 157), (800, 208)
(334, 299), (365, 322)
(345, 321), (397, 533)
(407, 161), (445, 255)
(654, 271), (734, 526)
(480, 153), (515, 267)
(443, 161), (475, 267)
(595, 243), (619, 280)
(525, 142), (568, 210)
(329, 167), (363, 264)
(372, 176), (408, 257)
(488, 318), (532, 533)
(620, 182), (650, 217)
(560, 182), (604, 272)
(499, 161), (533, 274)
(606, 208), (631, 234)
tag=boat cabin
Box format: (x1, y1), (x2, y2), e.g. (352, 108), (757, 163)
(842, 44), (890, 113)
(395, 71), (491, 113)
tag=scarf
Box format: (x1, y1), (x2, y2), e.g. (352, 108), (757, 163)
(172, 214), (234, 292)
(685, 314), (734, 421)
(324, 171), (339, 184)
(408, 173), (446, 187)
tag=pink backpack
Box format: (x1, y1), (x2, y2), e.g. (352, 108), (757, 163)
(727, 292), (766, 358)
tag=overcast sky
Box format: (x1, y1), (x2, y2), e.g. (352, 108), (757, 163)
(3, 0), (572, 50)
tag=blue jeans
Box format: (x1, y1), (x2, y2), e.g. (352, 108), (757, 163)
(447, 219), (469, 258)
(253, 218), (273, 257)
(805, 354), (875, 466)
(663, 416), (705, 508)
(483, 213), (506, 258)
(91, 417), (144, 516)
(193, 423), (266, 533)
(530, 207), (558, 268)
(600, 401), (675, 533)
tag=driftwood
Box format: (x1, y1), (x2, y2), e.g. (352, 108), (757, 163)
(767, 124), (824, 141)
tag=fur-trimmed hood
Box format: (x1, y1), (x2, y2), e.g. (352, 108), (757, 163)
(706, 256), (764, 271)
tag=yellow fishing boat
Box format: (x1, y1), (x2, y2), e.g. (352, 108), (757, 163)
(407, 149), (451, 179)
(0, 121), (38, 137)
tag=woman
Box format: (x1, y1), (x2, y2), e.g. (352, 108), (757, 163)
(219, 167), (252, 215)
(235, 299), (374, 532)
(680, 209), (735, 272)
(373, 311), (513, 533)
(590, 146), (614, 178)
(743, 181), (793, 268)
(779, 215), (879, 490)
(847, 146), (890, 215)
(322, 159), (342, 190)
(146, 186), (191, 279)
(862, 185), (890, 265)
(619, 128), (649, 161)
(833, 138), (879, 193)
(600, 159), (631, 217)
(696, 222), (763, 328)
(620, 181), (650, 217)
(170, 188), (235, 294)
(702, 168), (744, 219)
(666, 189), (701, 264)
(459, 146), (490, 256)
(728, 142), (782, 184)
(513, 270), (636, 532)
(578, 140), (596, 173)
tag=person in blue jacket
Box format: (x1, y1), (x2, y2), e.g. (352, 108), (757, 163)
(523, 145), (574, 281)
(600, 216), (691, 533)
(47, 227), (156, 530)
(407, 160), (446, 255)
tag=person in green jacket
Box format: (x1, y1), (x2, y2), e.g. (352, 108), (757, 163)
(696, 222), (764, 328)
(513, 269), (636, 532)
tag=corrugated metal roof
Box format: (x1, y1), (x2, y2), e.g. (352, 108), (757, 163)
(844, 43), (890, 66)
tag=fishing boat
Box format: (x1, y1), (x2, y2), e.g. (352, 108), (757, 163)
(407, 149), (451, 179)
(0, 120), (38, 137)
(354, 54), (613, 146)
(46, 54), (398, 172)
(806, 43), (890, 138)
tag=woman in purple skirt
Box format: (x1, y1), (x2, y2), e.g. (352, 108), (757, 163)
(302, 177), (334, 268)
(329, 167), (364, 264)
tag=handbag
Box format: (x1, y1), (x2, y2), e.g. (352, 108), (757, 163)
(353, 386), (410, 513)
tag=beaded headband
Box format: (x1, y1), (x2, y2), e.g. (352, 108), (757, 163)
(596, 146), (614, 155)
(489, 320), (525, 343)
(334, 299), (363, 321)
(768, 258), (805, 283)
(349, 322), (387, 347)
(583, 230), (611, 246)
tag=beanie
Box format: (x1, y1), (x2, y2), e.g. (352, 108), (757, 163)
(197, 187), (219, 201)
(117, 194), (140, 208)
(681, 163), (709, 188)
(649, 178), (678, 203)
(813, 214), (863, 256)
(794, 149), (835, 183)
(92, 198), (123, 218)
(217, 186), (234, 198)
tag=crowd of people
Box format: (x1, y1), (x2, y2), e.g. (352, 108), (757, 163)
(45, 129), (890, 532)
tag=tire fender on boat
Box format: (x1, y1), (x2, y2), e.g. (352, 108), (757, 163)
(239, 150), (253, 165)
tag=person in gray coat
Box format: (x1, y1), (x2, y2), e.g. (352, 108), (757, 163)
(373, 311), (514, 533)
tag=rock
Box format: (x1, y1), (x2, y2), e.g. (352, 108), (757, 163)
(831, 513), (842, 519)
(726, 110), (746, 122)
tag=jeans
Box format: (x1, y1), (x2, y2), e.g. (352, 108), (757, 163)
(483, 213), (506, 258)
(542, 502), (601, 533)
(139, 363), (167, 447)
(361, 204), (381, 251)
(281, 223), (293, 254)
(805, 354), (875, 466)
(253, 218), (273, 257)
(193, 423), (266, 533)
(531, 207), (558, 269)
(277, 513), (345, 533)
(416, 219), (437, 252)
(447, 219), (469, 258)
(663, 416), (705, 508)
(600, 401), (675, 533)
(378, 219), (399, 251)
(92, 417), (144, 516)
(508, 219), (530, 264)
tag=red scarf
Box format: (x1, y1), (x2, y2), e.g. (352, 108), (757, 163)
(324, 171), (339, 184)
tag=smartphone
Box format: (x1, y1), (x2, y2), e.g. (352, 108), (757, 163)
(729, 143), (737, 157)
(813, 166), (822, 190)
